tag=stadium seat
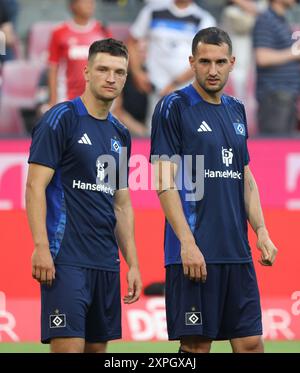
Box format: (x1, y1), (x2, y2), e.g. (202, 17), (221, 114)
(109, 22), (130, 42)
(27, 21), (57, 63)
(1, 60), (44, 109)
(0, 103), (25, 135)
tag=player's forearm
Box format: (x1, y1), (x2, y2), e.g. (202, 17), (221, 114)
(115, 203), (139, 268)
(155, 161), (195, 244)
(25, 183), (49, 248)
(244, 168), (267, 236)
(158, 190), (195, 245)
(113, 106), (146, 136)
(1, 22), (15, 45)
(231, 0), (259, 15)
(127, 37), (143, 74)
(48, 64), (58, 105)
(255, 48), (298, 67)
(171, 68), (194, 87)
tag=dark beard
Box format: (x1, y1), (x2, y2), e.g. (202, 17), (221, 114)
(202, 78), (227, 94)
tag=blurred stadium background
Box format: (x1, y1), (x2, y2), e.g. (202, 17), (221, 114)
(0, 0), (299, 353)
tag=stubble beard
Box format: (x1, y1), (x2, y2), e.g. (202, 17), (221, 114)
(92, 86), (119, 103)
(199, 77), (227, 95)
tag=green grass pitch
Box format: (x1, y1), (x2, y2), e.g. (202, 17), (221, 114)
(0, 341), (299, 353)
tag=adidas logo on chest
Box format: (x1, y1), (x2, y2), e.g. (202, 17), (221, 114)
(197, 121), (212, 132)
(78, 133), (92, 145)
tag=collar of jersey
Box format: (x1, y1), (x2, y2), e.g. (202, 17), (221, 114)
(169, 3), (196, 17)
(72, 96), (113, 122)
(72, 97), (89, 116)
(185, 84), (224, 107)
(67, 19), (97, 33)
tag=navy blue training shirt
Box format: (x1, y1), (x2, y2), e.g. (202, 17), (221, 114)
(28, 97), (131, 271)
(150, 84), (252, 265)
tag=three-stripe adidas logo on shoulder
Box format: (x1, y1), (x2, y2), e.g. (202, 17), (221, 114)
(46, 104), (70, 130)
(197, 121), (212, 132)
(78, 133), (92, 145)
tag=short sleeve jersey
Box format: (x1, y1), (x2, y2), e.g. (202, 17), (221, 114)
(130, 2), (216, 91)
(28, 97), (131, 271)
(48, 20), (111, 99)
(150, 84), (252, 265)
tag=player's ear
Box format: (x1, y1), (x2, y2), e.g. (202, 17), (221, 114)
(229, 56), (235, 72)
(84, 65), (89, 82)
(189, 55), (195, 71)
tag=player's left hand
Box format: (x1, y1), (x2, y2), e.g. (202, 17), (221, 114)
(123, 266), (142, 304)
(256, 228), (278, 266)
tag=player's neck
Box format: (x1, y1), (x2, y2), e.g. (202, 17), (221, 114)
(81, 92), (112, 120)
(192, 82), (222, 105)
(270, 3), (286, 16)
(174, 0), (192, 10)
(72, 15), (91, 26)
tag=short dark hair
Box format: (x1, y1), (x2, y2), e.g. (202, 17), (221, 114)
(192, 27), (232, 56)
(88, 38), (129, 61)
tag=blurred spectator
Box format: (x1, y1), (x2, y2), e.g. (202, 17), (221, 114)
(0, 0), (19, 63)
(21, 68), (49, 134)
(253, 0), (300, 135)
(47, 0), (111, 108)
(286, 0), (300, 26)
(112, 72), (149, 137)
(143, 0), (171, 4)
(112, 40), (148, 137)
(3, 0), (19, 27)
(221, 1), (266, 100)
(195, 1), (227, 23)
(127, 0), (216, 131)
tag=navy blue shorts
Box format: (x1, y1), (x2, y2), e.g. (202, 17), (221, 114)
(41, 265), (121, 343)
(165, 263), (262, 340)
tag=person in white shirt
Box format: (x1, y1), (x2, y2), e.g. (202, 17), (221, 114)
(127, 0), (216, 131)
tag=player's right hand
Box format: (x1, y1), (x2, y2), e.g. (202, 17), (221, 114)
(31, 245), (55, 287)
(123, 266), (143, 304)
(180, 240), (207, 283)
(256, 227), (278, 266)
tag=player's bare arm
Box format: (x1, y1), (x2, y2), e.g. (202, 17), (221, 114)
(127, 36), (152, 94)
(154, 160), (207, 282)
(0, 22), (16, 46)
(25, 163), (56, 286)
(48, 64), (59, 108)
(244, 165), (278, 266)
(159, 68), (194, 97)
(114, 188), (142, 304)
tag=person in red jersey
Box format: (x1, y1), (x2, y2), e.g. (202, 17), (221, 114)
(48, 0), (111, 107)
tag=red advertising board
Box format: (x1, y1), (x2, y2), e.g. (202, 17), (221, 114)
(1, 139), (300, 210)
(0, 139), (299, 341)
(1, 295), (299, 342)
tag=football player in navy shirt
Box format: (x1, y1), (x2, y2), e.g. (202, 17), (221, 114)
(26, 39), (142, 353)
(150, 27), (278, 353)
